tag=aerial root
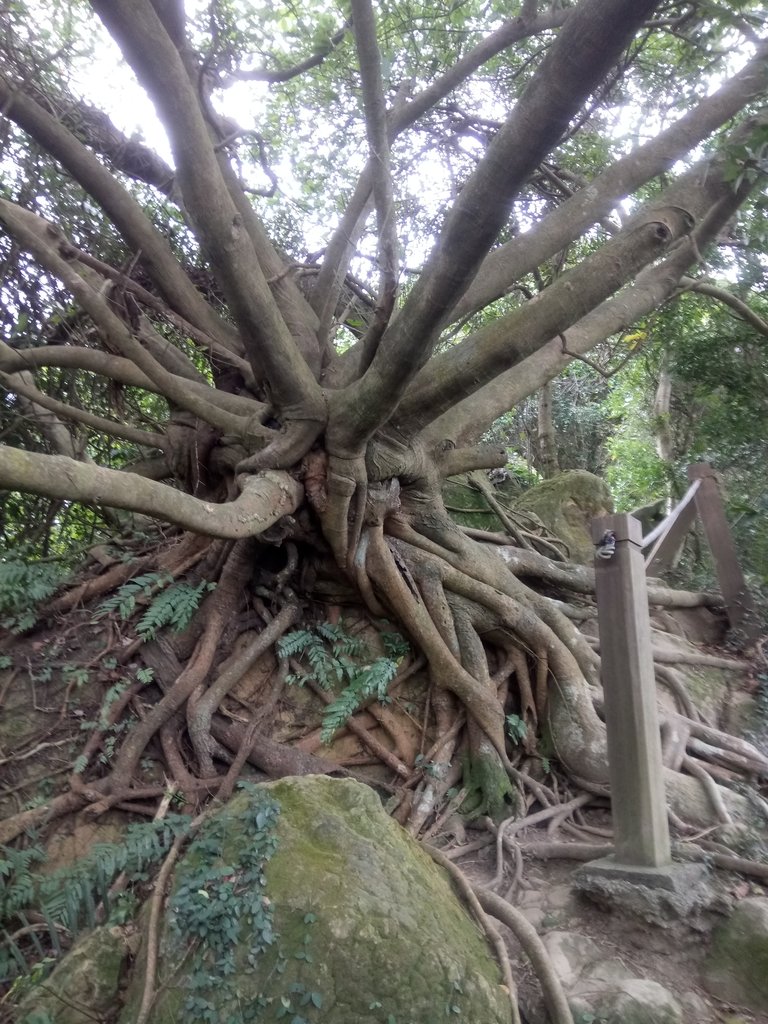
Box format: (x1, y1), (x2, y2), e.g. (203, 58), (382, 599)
(425, 843), (575, 1024)
(188, 603), (299, 777)
(681, 755), (734, 826)
(136, 809), (207, 1024)
(365, 525), (507, 753)
(475, 887), (575, 1024)
(423, 844), (522, 1024)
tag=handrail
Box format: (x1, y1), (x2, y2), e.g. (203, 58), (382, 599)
(637, 462), (758, 644)
(642, 478), (700, 572)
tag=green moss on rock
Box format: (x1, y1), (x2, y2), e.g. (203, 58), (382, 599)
(702, 897), (768, 1012)
(442, 476), (506, 531)
(18, 926), (131, 1024)
(461, 748), (519, 822)
(512, 471), (613, 564)
(121, 776), (512, 1024)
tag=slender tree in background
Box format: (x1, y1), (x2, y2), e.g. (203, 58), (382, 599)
(0, 0), (767, 844)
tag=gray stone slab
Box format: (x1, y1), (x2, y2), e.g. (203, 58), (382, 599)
(572, 856), (712, 924)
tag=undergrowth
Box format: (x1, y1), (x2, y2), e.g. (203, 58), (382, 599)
(94, 571), (216, 640)
(0, 814), (191, 994)
(0, 556), (69, 634)
(278, 623), (409, 742)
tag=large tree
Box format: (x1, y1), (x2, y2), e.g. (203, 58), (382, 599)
(1, 0), (767, 846)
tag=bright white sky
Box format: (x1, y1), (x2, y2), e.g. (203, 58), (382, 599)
(61, 5), (756, 267)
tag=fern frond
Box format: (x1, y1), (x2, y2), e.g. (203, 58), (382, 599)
(0, 557), (67, 633)
(94, 571), (171, 622)
(320, 657), (398, 742)
(381, 630), (410, 660)
(136, 579), (213, 640)
(277, 629), (315, 659)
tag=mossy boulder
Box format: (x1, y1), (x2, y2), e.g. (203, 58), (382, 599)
(17, 925), (132, 1024)
(441, 475), (508, 531)
(120, 776), (512, 1024)
(701, 897), (768, 1012)
(512, 470), (613, 564)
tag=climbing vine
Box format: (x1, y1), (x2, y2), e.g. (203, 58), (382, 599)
(167, 787), (281, 1024)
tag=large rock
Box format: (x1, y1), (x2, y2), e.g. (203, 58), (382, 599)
(702, 897), (768, 1012)
(521, 929), (681, 1024)
(120, 776), (512, 1024)
(512, 470), (613, 563)
(571, 978), (683, 1024)
(17, 926), (133, 1024)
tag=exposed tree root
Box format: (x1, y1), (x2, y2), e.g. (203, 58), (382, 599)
(423, 843), (522, 1024)
(474, 886), (575, 1024)
(2, 497), (763, 924)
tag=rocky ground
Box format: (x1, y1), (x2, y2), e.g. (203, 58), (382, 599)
(457, 832), (768, 1024)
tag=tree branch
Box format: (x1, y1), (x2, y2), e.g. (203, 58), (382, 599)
(90, 0), (325, 417)
(2, 370), (80, 459)
(0, 75), (238, 353)
(0, 200), (250, 436)
(0, 446), (304, 539)
(680, 276), (768, 339)
(423, 177), (755, 445)
(0, 370), (167, 451)
(310, 7), (570, 347)
(0, 341), (265, 422)
(332, 0), (664, 445)
(223, 23), (349, 84)
(398, 149), (757, 431)
(63, 244), (255, 381)
(451, 41), (768, 321)
(350, 0), (398, 371)
(28, 85), (177, 196)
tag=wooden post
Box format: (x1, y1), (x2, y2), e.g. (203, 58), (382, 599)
(592, 514), (671, 868)
(688, 463), (760, 644)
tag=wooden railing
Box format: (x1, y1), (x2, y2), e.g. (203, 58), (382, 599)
(641, 462), (760, 644)
(583, 463), (759, 877)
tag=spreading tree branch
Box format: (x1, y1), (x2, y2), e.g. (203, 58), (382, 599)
(0, 200), (250, 436)
(451, 42), (768, 321)
(399, 147), (758, 431)
(680, 276), (768, 339)
(331, 0), (664, 446)
(223, 23), (349, 84)
(350, 0), (399, 371)
(0, 370), (167, 451)
(0, 75), (238, 353)
(90, 0), (325, 418)
(0, 341), (264, 421)
(424, 177), (756, 444)
(0, 446), (304, 539)
(311, 7), (570, 345)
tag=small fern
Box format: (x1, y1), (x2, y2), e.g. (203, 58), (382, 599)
(276, 627), (315, 659)
(278, 622), (408, 742)
(94, 571), (172, 621)
(320, 657), (398, 743)
(137, 580), (215, 640)
(94, 572), (214, 640)
(0, 814), (192, 986)
(0, 557), (67, 633)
